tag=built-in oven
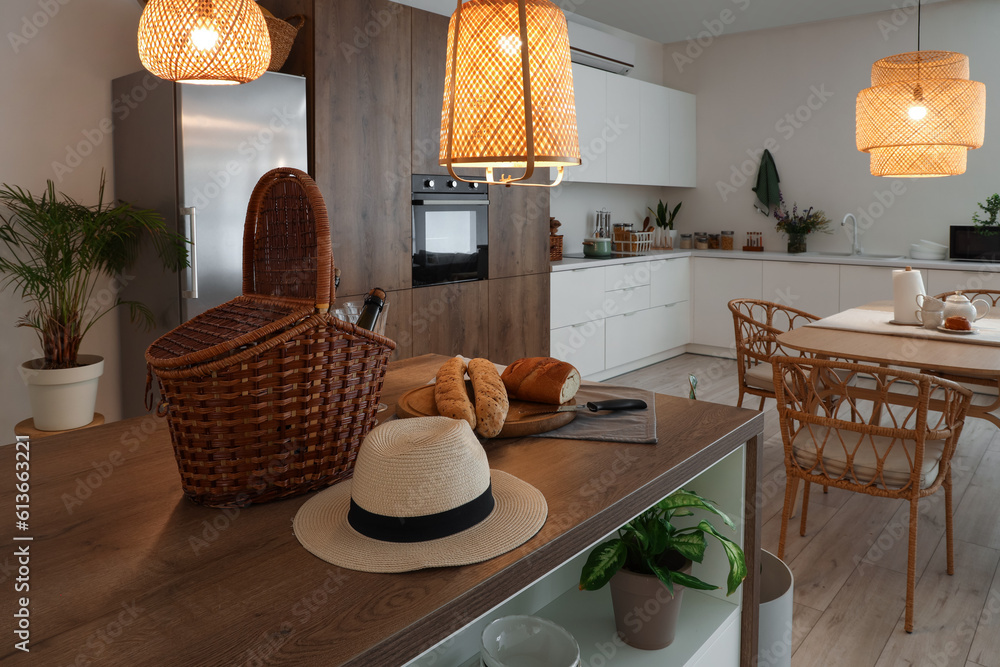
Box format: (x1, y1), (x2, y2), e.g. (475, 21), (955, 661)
(412, 174), (489, 287)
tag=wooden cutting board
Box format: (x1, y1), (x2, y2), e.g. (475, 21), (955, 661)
(395, 384), (576, 438)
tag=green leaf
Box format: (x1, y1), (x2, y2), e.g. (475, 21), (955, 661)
(646, 557), (675, 597)
(668, 531), (707, 563)
(646, 517), (669, 555)
(579, 539), (627, 591)
(669, 569), (719, 591)
(657, 490), (735, 530)
(698, 520), (747, 596)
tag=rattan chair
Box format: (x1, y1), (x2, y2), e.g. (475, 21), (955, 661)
(729, 299), (821, 409)
(926, 290), (1000, 428)
(772, 356), (972, 633)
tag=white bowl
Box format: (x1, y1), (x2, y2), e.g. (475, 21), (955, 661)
(917, 239), (949, 251)
(481, 615), (580, 667)
(910, 249), (947, 261)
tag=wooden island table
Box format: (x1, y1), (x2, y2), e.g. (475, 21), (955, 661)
(1, 354), (763, 666)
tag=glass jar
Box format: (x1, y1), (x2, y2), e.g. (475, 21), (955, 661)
(721, 231), (734, 250)
(694, 234), (709, 250)
(708, 233), (720, 250)
(679, 233), (692, 249)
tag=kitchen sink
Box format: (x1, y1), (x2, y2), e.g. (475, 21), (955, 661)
(801, 251), (906, 260)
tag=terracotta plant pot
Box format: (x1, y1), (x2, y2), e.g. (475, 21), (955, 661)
(609, 554), (693, 650)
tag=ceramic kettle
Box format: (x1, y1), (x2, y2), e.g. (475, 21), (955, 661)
(942, 292), (990, 322)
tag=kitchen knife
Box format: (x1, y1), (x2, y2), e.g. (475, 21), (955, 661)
(518, 398), (647, 416)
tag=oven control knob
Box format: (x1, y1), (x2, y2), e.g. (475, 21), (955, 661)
(423, 179), (435, 188)
(470, 182), (480, 189)
(447, 180), (458, 188)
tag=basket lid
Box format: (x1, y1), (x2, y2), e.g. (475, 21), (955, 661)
(146, 295), (314, 370)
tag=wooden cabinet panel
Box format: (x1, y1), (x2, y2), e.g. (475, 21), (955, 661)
(551, 267), (606, 328)
(488, 172), (550, 279)
(761, 261), (840, 317)
(489, 273), (550, 364)
(410, 9), (448, 175)
(410, 281), (489, 359)
(650, 258), (690, 307)
(313, 0), (412, 297)
(550, 320), (605, 377)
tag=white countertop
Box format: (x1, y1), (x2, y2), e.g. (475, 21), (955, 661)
(550, 248), (998, 272)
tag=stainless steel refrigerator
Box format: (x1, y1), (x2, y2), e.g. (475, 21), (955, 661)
(112, 71), (308, 418)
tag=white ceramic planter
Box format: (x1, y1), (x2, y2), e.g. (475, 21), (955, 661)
(20, 354), (104, 431)
(758, 549), (794, 667)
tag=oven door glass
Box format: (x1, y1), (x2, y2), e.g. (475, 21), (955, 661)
(412, 203), (488, 287)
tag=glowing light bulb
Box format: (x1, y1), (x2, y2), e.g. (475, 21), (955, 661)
(191, 25), (219, 51)
(908, 104), (928, 121)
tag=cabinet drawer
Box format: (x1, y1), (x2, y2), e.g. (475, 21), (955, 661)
(605, 302), (689, 369)
(606, 285), (650, 315)
(550, 320), (605, 377)
(605, 261), (651, 290)
(650, 257), (690, 306)
(551, 267), (606, 328)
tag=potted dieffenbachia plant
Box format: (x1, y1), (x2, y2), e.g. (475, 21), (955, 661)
(578, 489), (747, 650)
(0, 172), (187, 430)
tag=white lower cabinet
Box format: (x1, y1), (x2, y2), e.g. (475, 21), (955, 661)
(606, 285), (650, 315)
(550, 319), (605, 377)
(651, 257), (690, 307)
(606, 302), (689, 368)
(926, 268), (1000, 296)
(551, 267), (606, 329)
(692, 258), (762, 351)
(761, 261), (840, 317)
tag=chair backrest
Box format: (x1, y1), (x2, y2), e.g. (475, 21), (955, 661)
(242, 167), (335, 310)
(772, 356), (971, 492)
(933, 289), (1000, 306)
(728, 299), (819, 370)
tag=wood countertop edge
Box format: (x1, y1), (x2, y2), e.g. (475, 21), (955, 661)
(344, 411), (765, 666)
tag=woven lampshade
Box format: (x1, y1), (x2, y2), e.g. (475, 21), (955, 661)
(440, 0), (580, 185)
(138, 0), (271, 85)
(856, 51), (985, 177)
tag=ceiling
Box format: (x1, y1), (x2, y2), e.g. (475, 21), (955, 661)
(400, 0), (950, 44)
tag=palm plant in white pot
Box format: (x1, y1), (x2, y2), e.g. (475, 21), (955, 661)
(0, 173), (187, 430)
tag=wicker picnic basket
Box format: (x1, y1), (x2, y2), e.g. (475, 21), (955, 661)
(145, 168), (396, 508)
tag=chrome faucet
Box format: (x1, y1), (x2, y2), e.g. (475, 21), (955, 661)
(842, 213), (863, 256)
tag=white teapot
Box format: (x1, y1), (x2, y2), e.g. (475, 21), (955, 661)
(942, 292), (990, 322)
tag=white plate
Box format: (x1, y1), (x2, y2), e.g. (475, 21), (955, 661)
(937, 325), (978, 335)
(911, 251), (948, 261)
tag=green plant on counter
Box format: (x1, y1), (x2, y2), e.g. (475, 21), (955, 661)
(578, 489), (747, 596)
(648, 200), (681, 230)
(0, 172), (188, 369)
(972, 193), (1000, 236)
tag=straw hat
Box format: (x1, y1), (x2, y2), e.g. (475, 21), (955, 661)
(293, 416), (547, 573)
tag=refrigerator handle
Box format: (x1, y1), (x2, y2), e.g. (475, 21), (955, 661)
(180, 206), (198, 299)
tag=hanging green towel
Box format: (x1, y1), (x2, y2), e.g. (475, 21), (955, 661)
(752, 149), (780, 215)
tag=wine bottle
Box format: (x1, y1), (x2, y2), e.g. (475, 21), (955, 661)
(354, 287), (387, 332)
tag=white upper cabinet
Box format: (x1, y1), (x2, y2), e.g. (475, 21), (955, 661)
(560, 66), (696, 187)
(606, 74), (643, 185)
(639, 82), (670, 186)
(563, 63), (607, 184)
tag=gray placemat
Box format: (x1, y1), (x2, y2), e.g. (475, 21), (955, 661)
(531, 384), (657, 444)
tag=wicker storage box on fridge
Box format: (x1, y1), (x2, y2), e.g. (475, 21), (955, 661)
(145, 168), (395, 508)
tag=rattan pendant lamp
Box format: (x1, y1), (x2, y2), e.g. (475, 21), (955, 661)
(440, 0), (581, 187)
(856, 1), (985, 176)
(138, 0), (271, 85)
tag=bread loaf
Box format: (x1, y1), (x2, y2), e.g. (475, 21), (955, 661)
(467, 358), (509, 439)
(434, 357), (476, 430)
(500, 357), (581, 405)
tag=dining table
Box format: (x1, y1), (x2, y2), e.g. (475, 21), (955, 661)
(777, 300), (1000, 427)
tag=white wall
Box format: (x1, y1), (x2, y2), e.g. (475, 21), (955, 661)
(0, 0), (143, 440)
(658, 0), (1000, 255)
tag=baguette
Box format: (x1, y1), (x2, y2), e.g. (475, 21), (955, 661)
(433, 357), (476, 430)
(467, 358), (509, 439)
(500, 357), (581, 405)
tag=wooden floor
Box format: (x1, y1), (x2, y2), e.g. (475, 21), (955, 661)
(611, 354), (1000, 667)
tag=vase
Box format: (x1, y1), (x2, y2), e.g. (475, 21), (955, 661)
(608, 555), (693, 650)
(19, 354), (104, 431)
(787, 233), (807, 254)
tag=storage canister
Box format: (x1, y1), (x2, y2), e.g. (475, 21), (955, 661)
(679, 233), (692, 249)
(694, 234), (709, 250)
(708, 233), (720, 250)
(721, 231), (734, 250)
